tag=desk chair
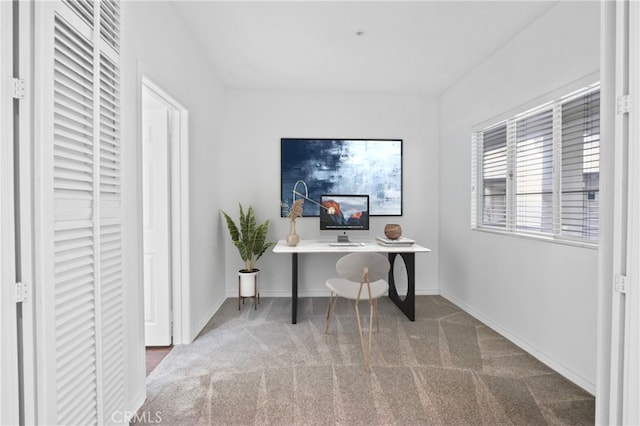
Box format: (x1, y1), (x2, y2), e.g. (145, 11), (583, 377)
(324, 252), (390, 372)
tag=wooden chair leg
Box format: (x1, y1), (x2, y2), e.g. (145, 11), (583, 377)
(324, 293), (338, 334)
(354, 300), (370, 372)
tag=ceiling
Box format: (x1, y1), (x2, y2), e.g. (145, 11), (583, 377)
(173, 1), (559, 95)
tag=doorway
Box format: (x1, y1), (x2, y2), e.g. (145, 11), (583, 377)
(141, 77), (191, 346)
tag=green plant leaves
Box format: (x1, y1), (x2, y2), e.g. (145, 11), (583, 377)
(222, 204), (275, 271)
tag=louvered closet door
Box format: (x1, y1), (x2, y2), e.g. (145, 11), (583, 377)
(34, 1), (123, 424)
(98, 36), (124, 421)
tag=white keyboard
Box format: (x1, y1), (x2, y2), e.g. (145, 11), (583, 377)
(329, 242), (364, 247)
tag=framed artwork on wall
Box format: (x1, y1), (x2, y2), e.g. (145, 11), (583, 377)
(280, 138), (403, 217)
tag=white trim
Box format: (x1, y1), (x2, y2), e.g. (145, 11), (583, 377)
(442, 290), (595, 395)
(16, 1), (36, 424)
(140, 76), (192, 344)
(622, 2), (640, 423)
(191, 294), (226, 343)
(175, 109), (191, 344)
(229, 289), (441, 298)
(595, 1), (616, 423)
(0, 2), (20, 424)
(471, 227), (599, 250)
(608, 1), (631, 424)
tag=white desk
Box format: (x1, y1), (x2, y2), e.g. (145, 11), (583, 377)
(272, 239), (431, 324)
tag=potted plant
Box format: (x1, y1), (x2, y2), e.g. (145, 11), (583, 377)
(222, 204), (275, 308)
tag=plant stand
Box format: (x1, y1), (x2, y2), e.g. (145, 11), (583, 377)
(238, 269), (260, 310)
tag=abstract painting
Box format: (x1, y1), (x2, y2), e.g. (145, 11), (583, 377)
(280, 138), (402, 216)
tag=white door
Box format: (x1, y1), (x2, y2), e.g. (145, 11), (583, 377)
(32, 1), (126, 423)
(143, 100), (172, 346)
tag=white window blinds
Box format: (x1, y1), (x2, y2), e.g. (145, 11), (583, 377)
(559, 89), (600, 240)
(512, 107), (554, 234)
(471, 84), (600, 244)
(481, 124), (507, 228)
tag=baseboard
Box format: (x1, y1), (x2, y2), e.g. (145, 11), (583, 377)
(440, 290), (595, 395)
(415, 288), (440, 296)
(120, 391), (147, 425)
(226, 288), (440, 298)
(189, 294), (226, 343)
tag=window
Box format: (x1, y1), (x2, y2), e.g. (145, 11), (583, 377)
(472, 84), (600, 244)
(480, 124), (507, 227)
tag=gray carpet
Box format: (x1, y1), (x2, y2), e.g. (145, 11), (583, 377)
(135, 296), (595, 425)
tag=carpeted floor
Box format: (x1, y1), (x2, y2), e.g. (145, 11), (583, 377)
(135, 296), (595, 425)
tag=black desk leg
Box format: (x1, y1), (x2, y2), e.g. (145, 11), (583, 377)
(387, 252), (416, 321)
(291, 253), (298, 324)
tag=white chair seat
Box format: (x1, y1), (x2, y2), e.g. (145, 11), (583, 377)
(324, 252), (391, 372)
(326, 278), (388, 300)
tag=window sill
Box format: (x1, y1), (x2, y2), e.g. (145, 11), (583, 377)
(471, 226), (598, 250)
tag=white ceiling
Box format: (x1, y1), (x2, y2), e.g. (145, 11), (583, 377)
(173, 1), (559, 95)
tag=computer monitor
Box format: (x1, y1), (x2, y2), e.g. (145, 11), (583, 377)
(319, 194), (369, 241)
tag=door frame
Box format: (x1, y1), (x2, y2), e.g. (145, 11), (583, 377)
(622, 1), (639, 421)
(598, 1), (640, 424)
(0, 1), (20, 424)
(140, 76), (191, 344)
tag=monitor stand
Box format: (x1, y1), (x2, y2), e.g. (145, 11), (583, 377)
(337, 233), (349, 243)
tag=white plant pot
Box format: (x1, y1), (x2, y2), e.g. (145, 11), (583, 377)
(238, 269), (259, 297)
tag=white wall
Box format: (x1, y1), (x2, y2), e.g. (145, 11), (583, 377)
(439, 1), (600, 393)
(220, 90), (439, 298)
(121, 0), (227, 411)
